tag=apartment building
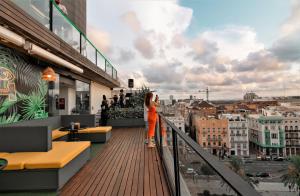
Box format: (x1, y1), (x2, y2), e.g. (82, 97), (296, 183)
(220, 114), (249, 157)
(248, 115), (285, 157)
(194, 116), (228, 155)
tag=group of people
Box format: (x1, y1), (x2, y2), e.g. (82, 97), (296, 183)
(144, 92), (159, 148)
(100, 90), (160, 148)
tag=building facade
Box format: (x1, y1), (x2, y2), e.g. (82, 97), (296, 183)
(0, 1), (119, 125)
(195, 117), (228, 155)
(248, 115), (285, 157)
(283, 114), (300, 156)
(220, 114), (249, 157)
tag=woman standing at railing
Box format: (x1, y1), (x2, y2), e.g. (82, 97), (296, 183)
(145, 92), (159, 148)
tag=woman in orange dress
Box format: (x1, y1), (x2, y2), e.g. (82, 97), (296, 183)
(145, 92), (159, 148)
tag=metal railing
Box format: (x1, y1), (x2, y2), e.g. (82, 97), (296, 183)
(10, 0), (118, 80)
(156, 113), (260, 196)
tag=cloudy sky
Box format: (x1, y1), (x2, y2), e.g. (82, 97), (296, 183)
(87, 0), (300, 100)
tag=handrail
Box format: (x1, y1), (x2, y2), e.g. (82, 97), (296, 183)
(50, 0), (118, 80)
(158, 113), (260, 196)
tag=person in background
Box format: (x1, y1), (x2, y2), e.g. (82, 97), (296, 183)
(155, 94), (159, 103)
(145, 92), (159, 148)
(144, 96), (149, 144)
(119, 89), (124, 108)
(100, 95), (109, 126)
(55, 0), (68, 15)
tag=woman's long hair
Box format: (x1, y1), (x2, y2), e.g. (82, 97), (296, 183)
(145, 92), (153, 108)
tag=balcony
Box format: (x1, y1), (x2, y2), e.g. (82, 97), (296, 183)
(60, 128), (170, 196)
(1, 0), (118, 86)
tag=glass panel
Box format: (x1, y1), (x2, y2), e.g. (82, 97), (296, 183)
(97, 52), (106, 71)
(75, 80), (90, 114)
(48, 74), (60, 117)
(81, 36), (96, 64)
(177, 134), (239, 196)
(11, 0), (50, 28)
(52, 3), (80, 52)
(106, 62), (113, 76)
(160, 117), (176, 194)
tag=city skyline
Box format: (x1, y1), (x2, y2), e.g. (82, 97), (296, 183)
(87, 0), (300, 99)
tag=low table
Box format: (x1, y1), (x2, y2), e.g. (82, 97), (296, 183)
(0, 158), (7, 170)
(59, 126), (87, 141)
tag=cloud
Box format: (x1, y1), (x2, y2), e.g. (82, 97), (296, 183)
(134, 36), (155, 59)
(232, 50), (289, 72)
(121, 11), (141, 33)
(271, 1), (300, 62)
(87, 25), (112, 54)
(142, 61), (184, 84)
(116, 49), (135, 63)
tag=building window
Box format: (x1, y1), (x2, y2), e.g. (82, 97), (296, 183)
(179, 127), (182, 130)
(295, 126), (298, 131)
(243, 143), (247, 148)
(271, 133), (277, 139)
(208, 142), (211, 146)
(285, 126), (288, 131)
(75, 80), (90, 114)
(290, 126), (293, 131)
(218, 142), (221, 146)
(213, 142), (216, 145)
(203, 142), (206, 147)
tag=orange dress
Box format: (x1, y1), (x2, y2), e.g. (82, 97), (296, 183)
(147, 105), (157, 138)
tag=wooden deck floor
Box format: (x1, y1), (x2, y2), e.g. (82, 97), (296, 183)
(61, 128), (171, 196)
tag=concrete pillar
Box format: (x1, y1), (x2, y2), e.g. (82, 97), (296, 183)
(277, 148), (280, 156)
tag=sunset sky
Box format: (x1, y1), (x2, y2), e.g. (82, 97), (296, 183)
(87, 0), (300, 100)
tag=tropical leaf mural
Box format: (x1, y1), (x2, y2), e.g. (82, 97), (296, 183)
(0, 45), (49, 125)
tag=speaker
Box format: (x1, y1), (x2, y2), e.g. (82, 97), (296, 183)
(128, 79), (134, 88)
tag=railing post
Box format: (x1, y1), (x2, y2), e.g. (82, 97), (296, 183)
(172, 128), (181, 196)
(79, 33), (82, 54)
(49, 0), (53, 31)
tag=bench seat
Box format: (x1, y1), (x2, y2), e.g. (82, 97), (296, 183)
(0, 142), (91, 191)
(52, 129), (68, 141)
(1, 142), (90, 170)
(79, 126), (112, 133)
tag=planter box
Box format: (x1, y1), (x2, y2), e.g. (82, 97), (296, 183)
(107, 118), (145, 128)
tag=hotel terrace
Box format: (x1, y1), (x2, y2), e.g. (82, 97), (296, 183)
(0, 1), (259, 196)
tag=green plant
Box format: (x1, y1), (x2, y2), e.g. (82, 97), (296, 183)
(281, 156), (300, 194)
(0, 113), (20, 125)
(19, 79), (48, 120)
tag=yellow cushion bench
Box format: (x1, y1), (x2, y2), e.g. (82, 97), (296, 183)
(78, 126), (112, 143)
(52, 129), (69, 141)
(0, 141), (91, 191)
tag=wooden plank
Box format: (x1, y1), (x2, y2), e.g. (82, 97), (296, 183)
(148, 148), (157, 196)
(137, 130), (145, 196)
(88, 130), (135, 195)
(60, 128), (171, 196)
(122, 128), (143, 196)
(61, 130), (127, 195)
(152, 148), (164, 196)
(106, 128), (141, 196)
(144, 145), (151, 196)
(75, 130), (128, 195)
(129, 128), (145, 195)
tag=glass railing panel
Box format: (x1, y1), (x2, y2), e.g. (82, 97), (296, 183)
(177, 134), (239, 196)
(113, 68), (118, 80)
(105, 62), (113, 76)
(11, 0), (50, 28)
(52, 3), (80, 52)
(81, 36), (96, 64)
(159, 117), (176, 194)
(97, 52), (106, 71)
